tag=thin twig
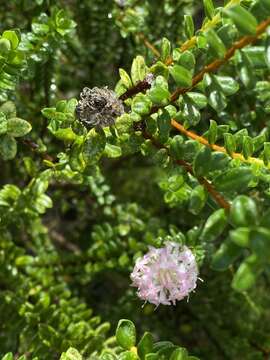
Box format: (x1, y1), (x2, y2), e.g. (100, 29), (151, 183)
(166, 0), (242, 63)
(51, 230), (81, 254)
(170, 18), (270, 102)
(171, 119), (269, 169)
(21, 139), (55, 162)
(119, 78), (152, 101)
(137, 32), (160, 57)
(119, 17), (270, 103)
(142, 129), (231, 210)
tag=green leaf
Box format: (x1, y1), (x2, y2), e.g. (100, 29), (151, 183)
(54, 9), (76, 36)
(115, 113), (133, 135)
(0, 101), (16, 118)
(115, 80), (126, 97)
(150, 61), (169, 78)
(2, 353), (14, 360)
(60, 348), (82, 360)
(41, 107), (56, 120)
(261, 0), (270, 12)
(131, 56), (147, 84)
(253, 133), (266, 152)
(100, 354), (117, 360)
(243, 47), (267, 69)
(66, 98), (78, 113)
(104, 143), (122, 158)
(197, 35), (207, 49)
(211, 240), (242, 271)
(15, 255), (34, 266)
(242, 136), (254, 159)
(119, 352), (138, 360)
(157, 345), (178, 358)
(186, 92), (207, 109)
(184, 15), (194, 39)
(230, 227), (250, 248)
(181, 102), (201, 127)
(208, 120), (217, 144)
(208, 90), (227, 112)
(119, 68), (133, 89)
(0, 134), (17, 160)
(193, 146), (212, 176)
(234, 128), (248, 145)
(169, 135), (184, 159)
(263, 142), (270, 165)
(32, 22), (50, 35)
(82, 129), (106, 165)
(200, 209), (227, 242)
(203, 0), (215, 19)
(7, 118), (32, 137)
(205, 29), (226, 58)
(232, 254), (262, 292)
(145, 355), (158, 360)
(216, 124), (230, 139)
(208, 152), (230, 171)
(2, 30), (20, 49)
(189, 185), (207, 215)
(178, 51), (195, 71)
(66, 150), (83, 175)
(116, 319), (136, 350)
(230, 195), (258, 227)
(149, 77), (170, 105)
(214, 167), (253, 192)
(132, 94), (152, 115)
(157, 110), (171, 142)
(223, 133), (236, 156)
(0, 38), (11, 55)
(161, 38), (171, 62)
(179, 140), (200, 163)
(51, 128), (77, 142)
(239, 51), (255, 88)
(223, 5), (258, 35)
(0, 112), (7, 135)
(149, 86), (170, 105)
(138, 332), (154, 360)
(169, 65), (192, 87)
(250, 227), (270, 260)
(169, 348), (188, 360)
(214, 76), (239, 96)
(153, 341), (174, 353)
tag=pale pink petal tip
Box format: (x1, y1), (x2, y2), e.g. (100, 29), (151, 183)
(130, 242), (199, 306)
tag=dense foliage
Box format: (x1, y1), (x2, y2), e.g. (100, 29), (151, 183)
(1, 0), (270, 359)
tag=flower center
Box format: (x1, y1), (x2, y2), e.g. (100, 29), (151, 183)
(157, 268), (178, 287)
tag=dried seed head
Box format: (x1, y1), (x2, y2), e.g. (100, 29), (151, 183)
(76, 87), (124, 129)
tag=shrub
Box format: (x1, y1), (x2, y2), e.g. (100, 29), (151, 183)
(0, 0), (270, 359)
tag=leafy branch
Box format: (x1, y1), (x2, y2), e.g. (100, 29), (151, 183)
(171, 119), (269, 169)
(142, 127), (231, 210)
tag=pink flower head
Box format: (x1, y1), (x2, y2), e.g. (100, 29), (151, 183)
(130, 242), (198, 306)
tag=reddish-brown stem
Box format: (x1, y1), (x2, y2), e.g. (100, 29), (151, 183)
(171, 119), (268, 168)
(21, 139), (55, 162)
(175, 158), (231, 210)
(142, 129), (231, 210)
(119, 79), (151, 101)
(119, 17), (270, 103)
(170, 17), (270, 102)
(137, 33), (161, 57)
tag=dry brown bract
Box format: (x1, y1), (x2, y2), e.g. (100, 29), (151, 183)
(76, 87), (124, 129)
